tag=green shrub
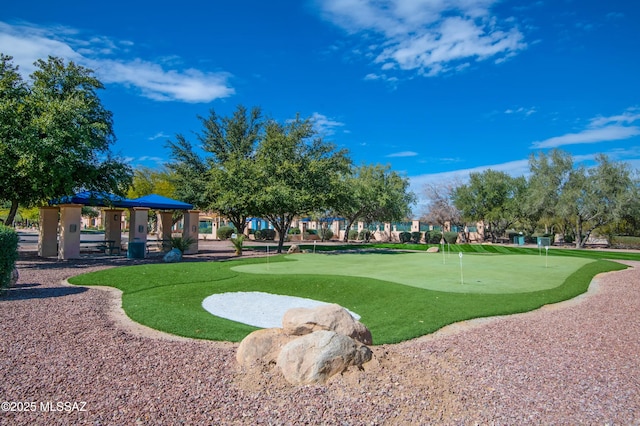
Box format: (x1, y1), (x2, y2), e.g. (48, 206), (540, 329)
(359, 229), (372, 242)
(306, 229), (318, 235)
(348, 229), (359, 240)
(217, 225), (236, 240)
(399, 231), (412, 243)
(425, 230), (442, 244)
(411, 231), (422, 244)
(254, 229), (276, 241)
(230, 235), (244, 256)
(0, 224), (19, 293)
(443, 231), (459, 244)
(319, 228), (334, 241)
(169, 236), (196, 253)
(288, 227), (301, 235)
(611, 235), (640, 249)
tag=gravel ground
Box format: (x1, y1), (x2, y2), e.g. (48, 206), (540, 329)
(1, 248), (639, 425)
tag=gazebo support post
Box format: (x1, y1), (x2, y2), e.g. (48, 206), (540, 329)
(38, 206), (59, 258)
(59, 204), (82, 260)
(157, 211), (174, 252)
(182, 210), (200, 254)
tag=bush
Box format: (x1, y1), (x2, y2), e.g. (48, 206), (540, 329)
(611, 235), (640, 249)
(255, 229), (276, 241)
(348, 229), (359, 240)
(288, 227), (301, 235)
(0, 224), (19, 294)
(170, 236), (196, 253)
(411, 231), (423, 244)
(306, 229), (318, 235)
(399, 231), (412, 243)
(443, 231), (459, 244)
(217, 225), (236, 240)
(359, 229), (372, 242)
(230, 235), (244, 256)
(319, 228), (333, 241)
(425, 230), (442, 244)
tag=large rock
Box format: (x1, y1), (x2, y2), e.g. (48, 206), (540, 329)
(426, 246), (439, 253)
(282, 304), (372, 345)
(287, 244), (301, 254)
(163, 248), (182, 263)
(236, 328), (297, 368)
(277, 330), (372, 385)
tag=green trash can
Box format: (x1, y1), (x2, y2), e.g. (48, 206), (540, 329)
(127, 241), (146, 259)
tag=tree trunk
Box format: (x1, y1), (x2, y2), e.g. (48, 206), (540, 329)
(4, 200), (19, 227)
(575, 215), (584, 249)
(342, 222), (352, 242)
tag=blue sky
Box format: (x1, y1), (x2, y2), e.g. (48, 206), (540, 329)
(2, 1), (639, 212)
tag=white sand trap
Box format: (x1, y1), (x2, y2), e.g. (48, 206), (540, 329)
(202, 292), (360, 329)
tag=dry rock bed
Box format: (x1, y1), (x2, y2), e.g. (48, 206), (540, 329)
(1, 253), (639, 425)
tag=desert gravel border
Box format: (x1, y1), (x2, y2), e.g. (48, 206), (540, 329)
(1, 247), (639, 425)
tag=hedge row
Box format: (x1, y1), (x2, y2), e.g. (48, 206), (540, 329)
(0, 225), (19, 294)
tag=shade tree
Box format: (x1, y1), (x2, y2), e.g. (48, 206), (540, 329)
(0, 54), (132, 226)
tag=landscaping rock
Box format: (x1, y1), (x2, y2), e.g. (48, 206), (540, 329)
(287, 244), (301, 254)
(282, 303), (373, 345)
(277, 330), (373, 385)
(163, 248), (183, 263)
(236, 328), (297, 368)
(426, 246), (439, 253)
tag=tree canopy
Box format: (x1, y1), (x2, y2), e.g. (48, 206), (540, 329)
(335, 164), (415, 242)
(0, 54), (132, 225)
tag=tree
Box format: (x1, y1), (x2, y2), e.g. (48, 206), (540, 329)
(127, 166), (176, 199)
(335, 164), (415, 242)
(254, 115), (351, 252)
(421, 181), (462, 240)
(525, 149), (573, 236)
(0, 55), (132, 226)
(166, 105), (263, 234)
(527, 149), (638, 248)
(452, 170), (526, 242)
(558, 154), (636, 248)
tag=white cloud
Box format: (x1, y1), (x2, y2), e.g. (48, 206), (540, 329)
(505, 106), (537, 116)
(387, 151), (418, 158)
(317, 0), (526, 77)
(532, 107), (640, 149)
(311, 112), (346, 135)
(0, 21), (234, 103)
(148, 132), (171, 141)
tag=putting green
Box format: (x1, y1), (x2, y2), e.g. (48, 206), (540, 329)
(232, 252), (595, 294)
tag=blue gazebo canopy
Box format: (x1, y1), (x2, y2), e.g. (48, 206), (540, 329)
(51, 191), (193, 210)
(131, 194), (193, 210)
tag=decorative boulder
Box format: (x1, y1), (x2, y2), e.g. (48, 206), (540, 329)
(276, 330), (373, 385)
(163, 248), (183, 263)
(236, 328), (297, 368)
(287, 244), (301, 254)
(426, 246), (439, 253)
(282, 304), (372, 345)
(10, 268), (19, 286)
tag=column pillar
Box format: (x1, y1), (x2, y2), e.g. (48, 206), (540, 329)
(38, 206), (59, 258)
(59, 204), (82, 260)
(104, 209), (124, 250)
(157, 211), (174, 252)
(128, 208), (149, 244)
(182, 210), (200, 254)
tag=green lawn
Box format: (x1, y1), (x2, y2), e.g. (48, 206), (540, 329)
(233, 253), (593, 294)
(68, 247), (633, 344)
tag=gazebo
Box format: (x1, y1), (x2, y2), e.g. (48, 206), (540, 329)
(41, 191), (199, 260)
